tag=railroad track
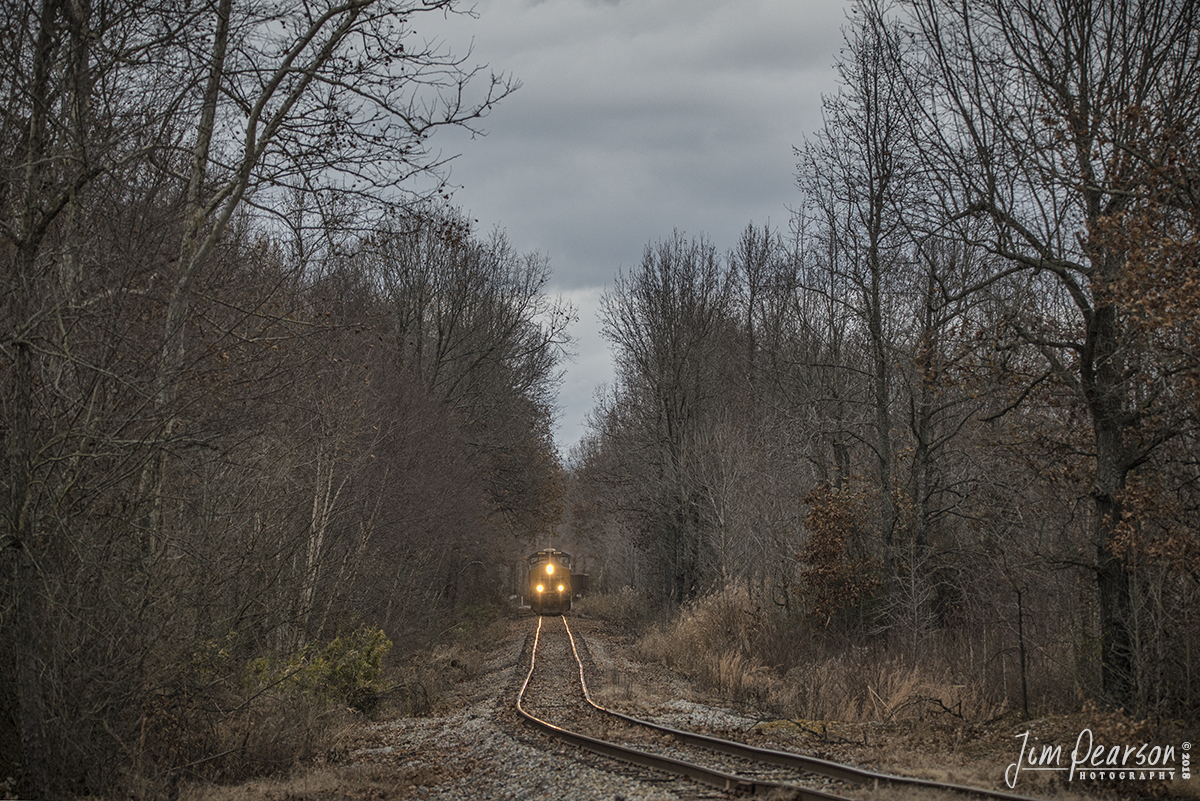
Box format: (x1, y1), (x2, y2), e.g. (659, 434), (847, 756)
(518, 614), (1048, 800)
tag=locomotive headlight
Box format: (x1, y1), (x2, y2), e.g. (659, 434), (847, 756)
(546, 564), (555, 575)
(557, 584), (564, 592)
(536, 584), (544, 593)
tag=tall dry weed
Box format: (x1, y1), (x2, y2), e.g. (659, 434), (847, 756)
(575, 587), (655, 630)
(634, 586), (1011, 726)
(772, 640), (1009, 724)
(635, 586), (780, 705)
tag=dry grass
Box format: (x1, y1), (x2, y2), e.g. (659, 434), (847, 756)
(773, 646), (1006, 725)
(173, 620), (522, 801)
(104, 620), (517, 801)
(591, 666), (656, 707)
(574, 586), (656, 630)
(179, 763), (415, 801)
(624, 588), (1193, 798)
(114, 685), (358, 799)
(634, 586), (1007, 725)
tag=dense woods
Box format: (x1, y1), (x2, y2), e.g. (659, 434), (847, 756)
(0, 0), (568, 796)
(569, 0), (1200, 727)
(3, 0), (1199, 796)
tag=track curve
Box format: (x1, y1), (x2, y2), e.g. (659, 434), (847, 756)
(517, 615), (1048, 801)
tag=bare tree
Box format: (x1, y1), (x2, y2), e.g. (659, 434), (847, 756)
(0, 0), (516, 793)
(901, 0), (1200, 709)
(366, 209), (573, 539)
(796, 0), (925, 617)
(599, 232), (740, 601)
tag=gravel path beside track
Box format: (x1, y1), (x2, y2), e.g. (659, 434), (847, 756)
(347, 615), (711, 800)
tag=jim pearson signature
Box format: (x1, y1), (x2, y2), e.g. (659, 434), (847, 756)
(1005, 729), (1191, 789)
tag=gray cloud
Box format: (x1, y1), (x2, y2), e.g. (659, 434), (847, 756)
(424, 0), (849, 450)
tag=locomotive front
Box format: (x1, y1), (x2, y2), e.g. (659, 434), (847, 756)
(527, 549), (572, 614)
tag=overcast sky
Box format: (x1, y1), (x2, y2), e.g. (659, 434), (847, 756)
(423, 0), (850, 454)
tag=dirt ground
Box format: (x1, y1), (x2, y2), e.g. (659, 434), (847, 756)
(182, 615), (1199, 801)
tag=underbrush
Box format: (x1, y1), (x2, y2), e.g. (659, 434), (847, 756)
(128, 611), (512, 801)
(92, 626), (395, 801)
(573, 586), (658, 631)
(387, 618), (508, 716)
(634, 586), (1009, 726)
(174, 614), (518, 801)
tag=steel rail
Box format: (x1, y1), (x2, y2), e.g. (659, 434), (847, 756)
(517, 615), (845, 798)
(560, 616), (1046, 801)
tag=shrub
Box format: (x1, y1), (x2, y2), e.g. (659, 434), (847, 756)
(120, 630), (391, 796)
(797, 483), (881, 628)
(251, 627), (393, 709)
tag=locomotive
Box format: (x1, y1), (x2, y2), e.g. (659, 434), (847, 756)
(527, 548), (572, 614)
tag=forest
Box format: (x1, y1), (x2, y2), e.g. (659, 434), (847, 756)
(2, 0), (1198, 798)
(566, 0), (1200, 738)
(0, 0), (571, 796)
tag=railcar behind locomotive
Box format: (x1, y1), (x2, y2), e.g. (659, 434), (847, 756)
(527, 549), (572, 614)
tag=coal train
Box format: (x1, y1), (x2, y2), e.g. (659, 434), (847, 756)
(527, 548), (572, 614)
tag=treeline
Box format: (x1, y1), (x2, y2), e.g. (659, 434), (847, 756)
(0, 0), (568, 797)
(569, 0), (1200, 722)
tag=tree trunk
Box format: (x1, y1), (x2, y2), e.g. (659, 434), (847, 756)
(1086, 256), (1134, 705)
(6, 0), (65, 790)
(1093, 401), (1133, 704)
(8, 336), (50, 799)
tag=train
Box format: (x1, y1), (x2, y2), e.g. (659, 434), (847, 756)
(527, 548), (572, 614)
